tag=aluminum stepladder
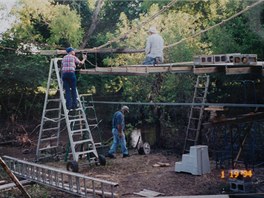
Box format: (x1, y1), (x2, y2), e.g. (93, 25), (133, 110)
(80, 94), (103, 145)
(36, 58), (103, 172)
(183, 75), (210, 153)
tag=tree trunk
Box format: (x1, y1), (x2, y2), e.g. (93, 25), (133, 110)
(80, 0), (105, 49)
(149, 73), (164, 148)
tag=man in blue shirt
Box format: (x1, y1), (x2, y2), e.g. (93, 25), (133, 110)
(107, 106), (130, 158)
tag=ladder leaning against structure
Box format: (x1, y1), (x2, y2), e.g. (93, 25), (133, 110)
(183, 75), (210, 154)
(36, 58), (105, 172)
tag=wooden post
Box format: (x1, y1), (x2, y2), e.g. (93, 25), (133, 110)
(0, 157), (31, 198)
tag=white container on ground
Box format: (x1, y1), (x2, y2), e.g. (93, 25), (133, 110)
(175, 145), (210, 175)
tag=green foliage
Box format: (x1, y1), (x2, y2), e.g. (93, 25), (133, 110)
(207, 15), (264, 55)
(10, 0), (83, 48)
(48, 5), (83, 47)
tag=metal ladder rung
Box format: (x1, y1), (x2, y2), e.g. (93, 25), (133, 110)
(40, 136), (58, 142)
(89, 124), (98, 127)
(42, 127), (60, 132)
(45, 108), (61, 112)
(69, 118), (85, 122)
(73, 139), (93, 145)
(47, 99), (61, 102)
(76, 150), (96, 156)
(39, 145), (58, 151)
(43, 117), (61, 122)
(68, 114), (83, 119)
(71, 128), (89, 134)
(186, 139), (196, 142)
(188, 128), (198, 131)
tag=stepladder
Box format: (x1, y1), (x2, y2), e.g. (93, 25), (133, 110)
(36, 58), (105, 172)
(80, 94), (103, 146)
(183, 75), (210, 153)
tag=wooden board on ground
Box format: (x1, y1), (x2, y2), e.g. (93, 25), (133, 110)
(152, 162), (170, 167)
(134, 189), (165, 197)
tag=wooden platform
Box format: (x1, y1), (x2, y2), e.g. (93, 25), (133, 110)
(79, 62), (264, 76)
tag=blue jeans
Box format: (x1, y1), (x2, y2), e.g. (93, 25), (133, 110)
(143, 56), (163, 65)
(108, 128), (128, 155)
(62, 72), (77, 109)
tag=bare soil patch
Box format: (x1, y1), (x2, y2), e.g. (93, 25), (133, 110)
(0, 144), (263, 197)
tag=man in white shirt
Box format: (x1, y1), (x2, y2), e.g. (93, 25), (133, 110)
(143, 26), (164, 65)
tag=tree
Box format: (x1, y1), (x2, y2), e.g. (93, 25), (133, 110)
(10, 0), (83, 48)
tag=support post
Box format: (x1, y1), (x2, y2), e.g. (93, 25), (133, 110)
(0, 157), (31, 198)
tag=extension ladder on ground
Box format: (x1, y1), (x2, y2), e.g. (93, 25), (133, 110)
(3, 156), (118, 197)
(183, 75), (210, 153)
(36, 58), (99, 166)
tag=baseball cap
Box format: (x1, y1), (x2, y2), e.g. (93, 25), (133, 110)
(148, 26), (157, 33)
(121, 105), (129, 113)
(66, 47), (75, 53)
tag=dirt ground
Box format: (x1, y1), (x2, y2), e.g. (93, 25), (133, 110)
(1, 143), (264, 198)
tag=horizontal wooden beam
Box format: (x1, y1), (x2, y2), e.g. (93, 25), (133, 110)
(226, 67), (252, 75)
(37, 48), (144, 55)
(79, 65), (193, 75)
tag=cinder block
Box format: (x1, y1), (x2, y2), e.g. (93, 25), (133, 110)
(229, 178), (253, 193)
(200, 55), (214, 64)
(175, 145), (210, 175)
(214, 54), (226, 63)
(225, 53), (241, 63)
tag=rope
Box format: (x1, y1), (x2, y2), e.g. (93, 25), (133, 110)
(1, 0), (263, 55)
(165, 0), (264, 49)
(95, 0), (178, 50)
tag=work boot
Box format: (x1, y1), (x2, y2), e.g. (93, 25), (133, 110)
(123, 153), (130, 158)
(106, 153), (116, 159)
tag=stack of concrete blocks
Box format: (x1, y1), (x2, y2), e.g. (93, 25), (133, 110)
(193, 53), (257, 66)
(175, 145), (211, 175)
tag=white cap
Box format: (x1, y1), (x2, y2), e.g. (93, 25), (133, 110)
(148, 26), (157, 33)
(121, 105), (129, 113)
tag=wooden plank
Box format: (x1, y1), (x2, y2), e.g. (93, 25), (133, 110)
(226, 67), (251, 74)
(204, 106), (225, 111)
(169, 66), (193, 73)
(193, 67), (219, 74)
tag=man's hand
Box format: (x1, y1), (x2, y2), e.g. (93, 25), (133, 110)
(82, 54), (87, 60)
(118, 132), (123, 138)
